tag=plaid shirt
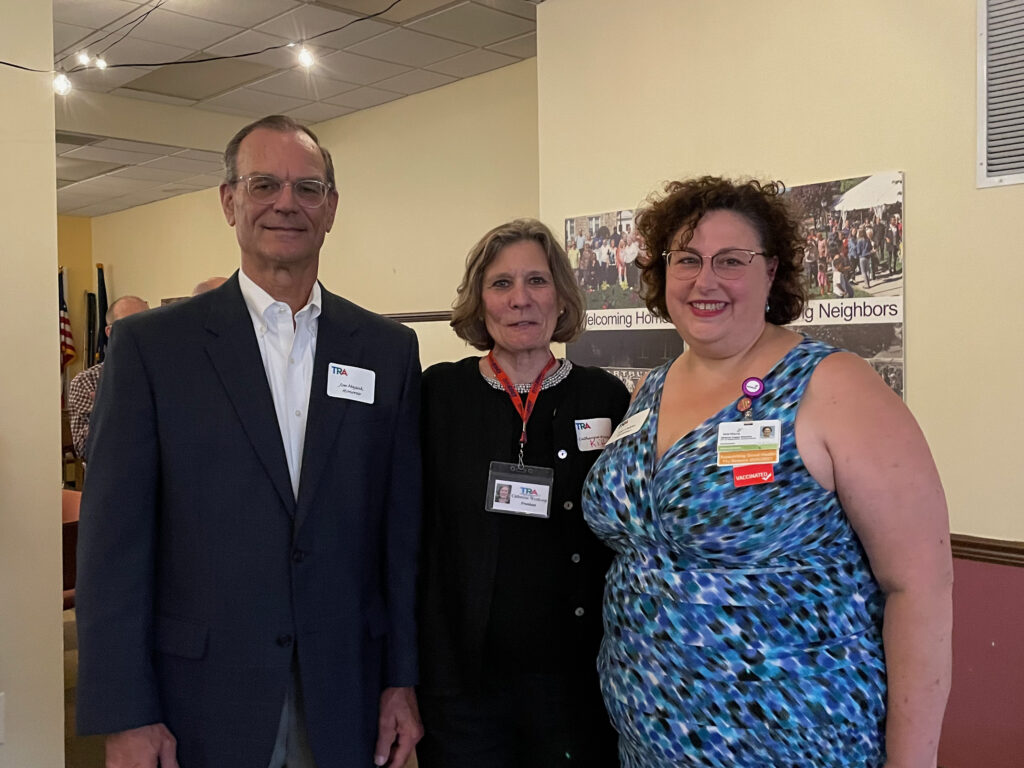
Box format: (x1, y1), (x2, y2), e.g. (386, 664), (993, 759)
(68, 362), (103, 457)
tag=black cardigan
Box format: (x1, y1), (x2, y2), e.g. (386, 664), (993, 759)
(417, 357), (630, 694)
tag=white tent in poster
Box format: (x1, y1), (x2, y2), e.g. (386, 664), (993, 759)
(832, 171), (903, 211)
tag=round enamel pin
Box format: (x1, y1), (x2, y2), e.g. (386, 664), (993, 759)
(741, 377), (765, 398)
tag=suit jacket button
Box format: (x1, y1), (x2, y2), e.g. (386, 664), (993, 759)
(276, 634), (293, 647)
(292, 549), (306, 563)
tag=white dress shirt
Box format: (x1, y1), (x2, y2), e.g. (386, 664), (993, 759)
(238, 269), (321, 499)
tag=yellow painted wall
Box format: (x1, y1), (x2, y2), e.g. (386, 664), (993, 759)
(90, 59), (539, 365)
(90, 187), (238, 303)
(536, 0), (1021, 540)
(314, 59), (539, 314)
(57, 216), (93, 376)
(0, 0), (66, 765)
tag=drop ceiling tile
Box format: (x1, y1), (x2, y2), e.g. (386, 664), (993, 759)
(427, 47), (517, 77)
(345, 27), (472, 67)
(69, 66), (154, 93)
(53, 0), (141, 29)
(486, 31), (534, 58)
(58, 189), (108, 211)
(316, 50), (410, 85)
(177, 173), (224, 188)
(158, 181), (211, 194)
(87, 36), (195, 67)
(407, 2), (533, 47)
(256, 5), (385, 49)
(55, 131), (99, 147)
(372, 68), (455, 95)
(123, 56), (276, 100)
(250, 69), (359, 100)
(174, 149), (224, 164)
(324, 86), (401, 110)
(205, 30), (299, 69)
(306, 18), (392, 51)
(144, 155), (228, 173)
(54, 22), (95, 53)
(74, 175), (163, 195)
(120, 188), (181, 207)
(159, 0), (300, 28)
(96, 138), (185, 155)
(69, 200), (137, 217)
(111, 88), (198, 106)
(109, 166), (191, 183)
(64, 145), (161, 164)
(127, 8), (242, 50)
(57, 158), (124, 182)
(56, 142), (86, 155)
(200, 102), (263, 118)
(475, 0), (537, 20)
(285, 101), (355, 124)
(316, 0), (459, 23)
(200, 88), (311, 117)
(57, 179), (77, 189)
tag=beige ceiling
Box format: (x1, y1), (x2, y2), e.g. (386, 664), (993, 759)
(54, 0), (542, 216)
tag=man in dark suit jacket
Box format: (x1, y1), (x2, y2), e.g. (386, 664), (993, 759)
(76, 115), (423, 768)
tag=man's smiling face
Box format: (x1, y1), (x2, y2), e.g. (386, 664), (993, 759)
(220, 128), (338, 273)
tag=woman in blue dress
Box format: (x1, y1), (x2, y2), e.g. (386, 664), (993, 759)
(582, 177), (952, 767)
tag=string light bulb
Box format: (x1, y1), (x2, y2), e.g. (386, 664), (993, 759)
(76, 51), (90, 66)
(94, 57), (108, 70)
(297, 46), (315, 68)
(53, 72), (72, 96)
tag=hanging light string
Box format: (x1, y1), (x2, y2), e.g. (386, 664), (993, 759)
(0, 0), (406, 84)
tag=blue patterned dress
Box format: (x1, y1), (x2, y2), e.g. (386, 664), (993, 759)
(582, 338), (887, 767)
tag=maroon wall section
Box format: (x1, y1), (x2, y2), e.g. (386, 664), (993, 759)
(938, 557), (1024, 767)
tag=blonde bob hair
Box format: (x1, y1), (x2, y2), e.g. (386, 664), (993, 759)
(450, 219), (586, 351)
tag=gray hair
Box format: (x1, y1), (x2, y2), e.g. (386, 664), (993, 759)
(223, 114), (336, 188)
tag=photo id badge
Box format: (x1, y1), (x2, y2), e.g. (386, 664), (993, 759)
(486, 461), (554, 518)
(716, 419), (782, 467)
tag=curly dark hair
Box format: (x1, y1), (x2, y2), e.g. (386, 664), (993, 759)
(634, 177), (806, 325)
(450, 218), (586, 350)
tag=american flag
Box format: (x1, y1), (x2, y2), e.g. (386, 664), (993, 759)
(59, 269), (76, 371)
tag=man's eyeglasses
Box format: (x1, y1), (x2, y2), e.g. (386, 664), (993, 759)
(232, 174), (333, 208)
(662, 248), (768, 281)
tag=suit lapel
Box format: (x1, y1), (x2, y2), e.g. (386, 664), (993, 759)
(204, 276), (296, 516)
(295, 288), (365, 529)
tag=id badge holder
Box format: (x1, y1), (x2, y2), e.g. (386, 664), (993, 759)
(486, 461), (554, 518)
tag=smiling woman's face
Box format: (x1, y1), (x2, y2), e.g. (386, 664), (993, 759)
(664, 209), (776, 356)
(481, 239), (562, 358)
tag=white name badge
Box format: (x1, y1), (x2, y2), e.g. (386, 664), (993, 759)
(574, 417), (612, 451)
(606, 408), (650, 445)
(716, 419), (782, 466)
(327, 362), (375, 404)
(486, 462), (553, 518)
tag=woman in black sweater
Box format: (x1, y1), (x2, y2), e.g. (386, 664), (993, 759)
(416, 219), (629, 768)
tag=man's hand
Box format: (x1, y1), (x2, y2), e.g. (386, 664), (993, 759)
(374, 686), (423, 767)
(105, 722), (178, 768)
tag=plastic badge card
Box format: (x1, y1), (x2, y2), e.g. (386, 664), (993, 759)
(716, 419), (782, 467)
(485, 462), (553, 518)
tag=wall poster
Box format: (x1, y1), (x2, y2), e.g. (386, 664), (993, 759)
(564, 171), (905, 397)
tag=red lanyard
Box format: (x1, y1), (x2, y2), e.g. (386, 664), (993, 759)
(487, 351), (556, 464)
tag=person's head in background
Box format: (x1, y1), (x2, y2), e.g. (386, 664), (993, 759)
(104, 295), (149, 338)
(192, 276), (228, 296)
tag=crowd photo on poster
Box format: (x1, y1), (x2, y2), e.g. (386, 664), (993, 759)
(564, 172), (906, 397)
